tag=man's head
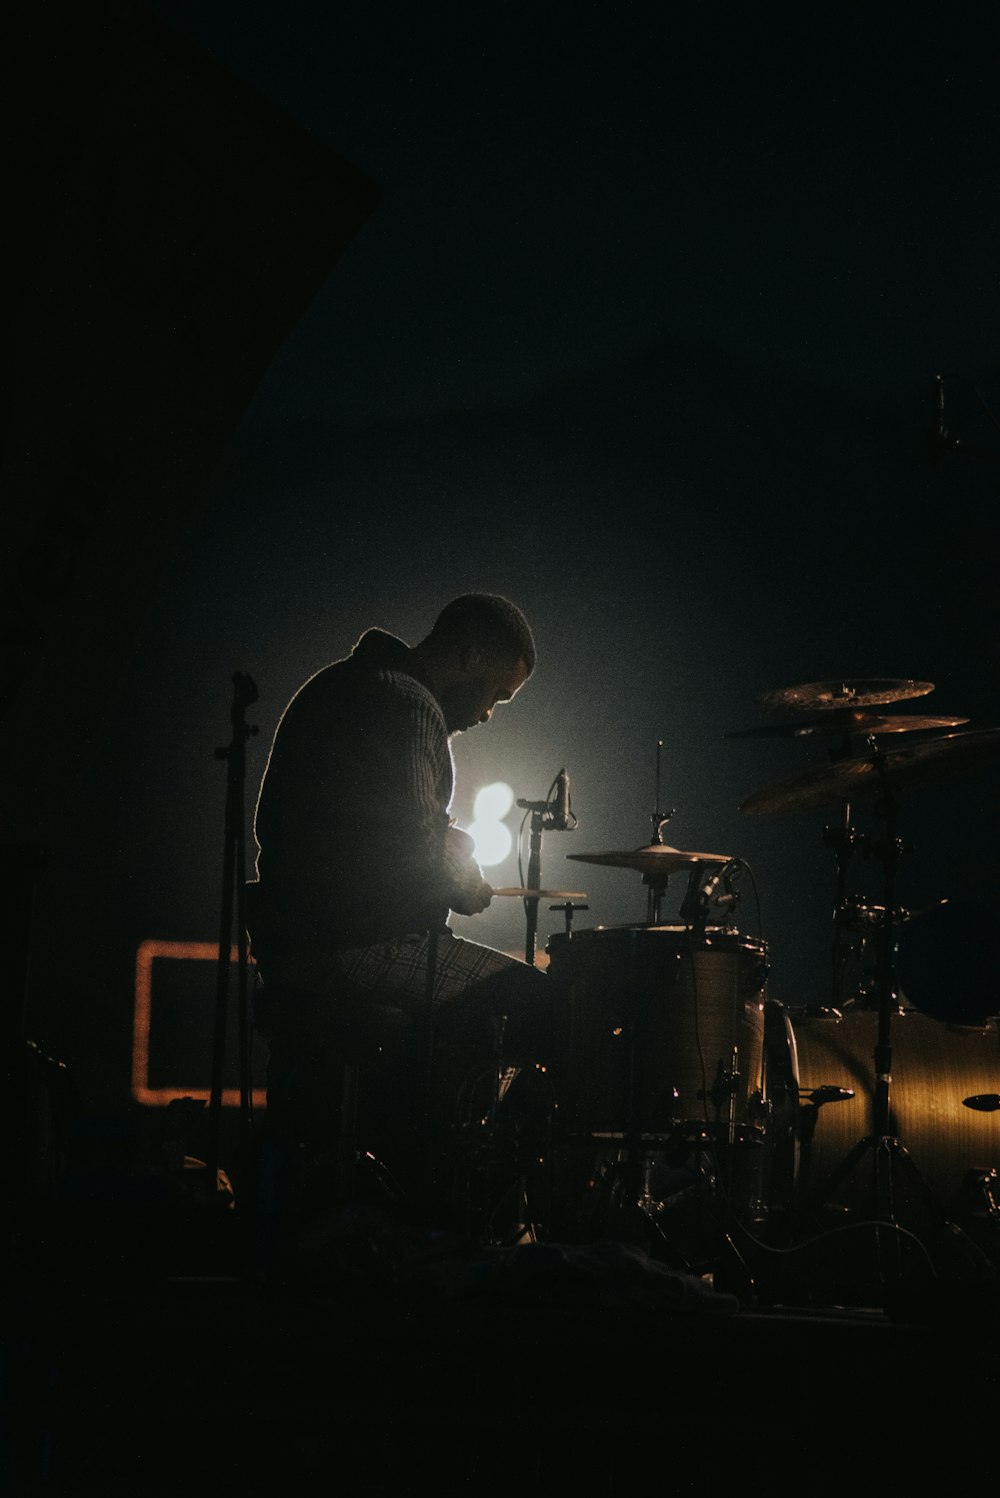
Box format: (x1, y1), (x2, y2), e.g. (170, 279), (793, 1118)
(415, 593), (535, 734)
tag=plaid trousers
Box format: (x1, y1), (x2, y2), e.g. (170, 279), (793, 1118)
(253, 928), (551, 1180)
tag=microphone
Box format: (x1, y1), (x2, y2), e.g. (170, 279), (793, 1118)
(516, 768), (574, 829)
(553, 768), (570, 830)
(701, 858), (738, 906)
(928, 374), (947, 468)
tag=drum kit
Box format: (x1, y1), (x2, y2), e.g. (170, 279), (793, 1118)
(473, 677), (1000, 1307)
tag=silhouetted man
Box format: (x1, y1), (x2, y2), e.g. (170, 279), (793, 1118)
(246, 593), (549, 1246)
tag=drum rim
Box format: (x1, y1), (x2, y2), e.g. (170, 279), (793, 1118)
(546, 921), (768, 950)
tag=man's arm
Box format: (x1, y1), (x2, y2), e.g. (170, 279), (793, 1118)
(379, 677), (492, 917)
(443, 821), (493, 914)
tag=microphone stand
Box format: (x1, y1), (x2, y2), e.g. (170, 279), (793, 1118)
(516, 772), (574, 965)
(205, 673), (258, 1208)
(929, 372), (1000, 465)
(523, 807), (545, 966)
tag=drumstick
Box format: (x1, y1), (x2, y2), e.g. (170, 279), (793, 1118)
(491, 888), (588, 899)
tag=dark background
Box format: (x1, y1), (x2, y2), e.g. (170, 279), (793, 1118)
(3, 0), (997, 1121)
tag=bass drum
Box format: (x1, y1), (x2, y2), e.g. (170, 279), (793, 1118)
(544, 924), (770, 1257)
(895, 898), (1000, 1026)
(765, 1003), (1000, 1234)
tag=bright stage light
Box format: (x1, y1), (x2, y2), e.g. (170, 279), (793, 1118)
(469, 781), (515, 867)
(474, 781), (514, 820)
(469, 818), (512, 867)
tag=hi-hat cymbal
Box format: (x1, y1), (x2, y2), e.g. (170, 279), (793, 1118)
(757, 679), (936, 711)
(567, 845), (732, 877)
(739, 728), (1000, 816)
(726, 712), (968, 740)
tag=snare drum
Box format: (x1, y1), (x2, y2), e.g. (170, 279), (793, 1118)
(546, 924), (769, 1142)
(543, 924), (771, 1251)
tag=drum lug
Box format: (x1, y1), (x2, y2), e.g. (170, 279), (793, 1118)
(958, 1167), (1000, 1222)
(747, 1088), (769, 1129)
(699, 1056), (742, 1112)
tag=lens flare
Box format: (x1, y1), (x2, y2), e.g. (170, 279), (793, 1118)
(469, 818), (512, 867)
(474, 781), (514, 820)
(469, 782), (515, 866)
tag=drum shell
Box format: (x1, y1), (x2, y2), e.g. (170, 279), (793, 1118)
(546, 924), (769, 1139)
(768, 1005), (1000, 1217)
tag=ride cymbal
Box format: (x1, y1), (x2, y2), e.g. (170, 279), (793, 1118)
(757, 678), (936, 711)
(567, 845), (731, 876)
(739, 728), (1000, 816)
(726, 712), (968, 739)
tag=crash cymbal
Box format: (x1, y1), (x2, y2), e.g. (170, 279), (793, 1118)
(726, 712), (968, 739)
(567, 845), (731, 876)
(739, 728), (1000, 816)
(757, 679), (936, 711)
(492, 888), (588, 899)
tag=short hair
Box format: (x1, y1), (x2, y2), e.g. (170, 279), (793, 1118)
(428, 593), (536, 673)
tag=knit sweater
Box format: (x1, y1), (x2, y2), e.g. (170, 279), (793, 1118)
(249, 629), (484, 957)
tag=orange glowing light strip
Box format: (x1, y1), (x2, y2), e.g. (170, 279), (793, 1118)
(132, 939), (266, 1108)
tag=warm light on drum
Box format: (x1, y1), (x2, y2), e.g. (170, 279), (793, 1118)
(765, 1004), (1000, 1227)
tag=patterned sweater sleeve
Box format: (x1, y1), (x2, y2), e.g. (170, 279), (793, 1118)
(383, 673), (484, 910)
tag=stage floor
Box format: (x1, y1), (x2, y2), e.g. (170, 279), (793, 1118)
(6, 1193), (1000, 1495)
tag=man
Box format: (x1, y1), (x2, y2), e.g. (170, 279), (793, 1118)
(246, 593), (550, 1240)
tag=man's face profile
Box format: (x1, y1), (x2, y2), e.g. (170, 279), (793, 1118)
(440, 650), (530, 734)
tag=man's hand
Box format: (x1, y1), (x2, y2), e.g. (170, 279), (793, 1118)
(450, 876), (494, 916)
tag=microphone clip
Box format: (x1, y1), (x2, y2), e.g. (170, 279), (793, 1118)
(699, 858), (742, 914)
(517, 769), (576, 832)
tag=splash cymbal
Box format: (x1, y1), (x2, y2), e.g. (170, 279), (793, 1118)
(726, 712), (968, 739)
(757, 678), (936, 711)
(567, 845), (731, 876)
(739, 728), (1000, 816)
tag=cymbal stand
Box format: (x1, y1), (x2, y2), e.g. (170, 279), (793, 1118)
(866, 760), (904, 1222)
(646, 742), (675, 925)
(649, 737), (675, 849)
(823, 801), (861, 1008)
(645, 874), (670, 926)
(642, 861), (718, 927)
(807, 739), (938, 1270)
